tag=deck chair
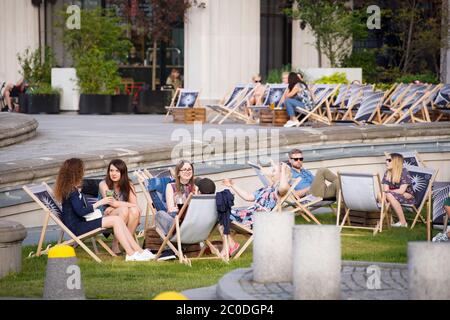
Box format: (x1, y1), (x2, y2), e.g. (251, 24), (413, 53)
(336, 172), (386, 235)
(433, 85), (450, 121)
(23, 183), (116, 263)
(332, 84), (363, 120)
(247, 161), (271, 188)
(384, 85), (440, 124)
(207, 84), (249, 123)
(333, 90), (384, 125)
(383, 83), (412, 109)
(215, 84), (258, 124)
(431, 182), (450, 240)
(294, 84), (340, 126)
(247, 84), (287, 117)
(0, 82), (7, 111)
(397, 165), (437, 233)
(164, 88), (200, 119)
(383, 151), (426, 167)
(154, 194), (226, 265)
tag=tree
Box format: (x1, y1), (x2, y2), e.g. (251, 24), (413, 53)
(284, 0), (366, 67)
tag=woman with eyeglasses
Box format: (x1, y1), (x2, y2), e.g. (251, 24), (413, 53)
(382, 153), (415, 228)
(155, 161), (199, 235)
(248, 74), (266, 106)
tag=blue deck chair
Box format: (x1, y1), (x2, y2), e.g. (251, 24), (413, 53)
(165, 88), (200, 119)
(432, 181), (450, 238)
(433, 85), (450, 121)
(248, 84), (287, 112)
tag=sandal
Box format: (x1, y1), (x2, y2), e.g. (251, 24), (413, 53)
(229, 242), (240, 257)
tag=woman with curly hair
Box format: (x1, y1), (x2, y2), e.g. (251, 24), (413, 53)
(54, 158), (154, 261)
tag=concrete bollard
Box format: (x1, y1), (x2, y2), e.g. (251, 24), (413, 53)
(43, 245), (85, 300)
(0, 221), (27, 279)
(253, 211), (294, 283)
(408, 242), (450, 300)
(293, 225), (341, 300)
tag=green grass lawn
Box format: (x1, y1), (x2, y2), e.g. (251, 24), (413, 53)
(0, 213), (432, 300)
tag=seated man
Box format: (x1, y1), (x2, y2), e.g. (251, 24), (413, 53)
(433, 197), (450, 242)
(3, 79), (27, 112)
(288, 148), (339, 200)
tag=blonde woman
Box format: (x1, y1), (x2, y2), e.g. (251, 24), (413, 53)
(382, 153), (415, 228)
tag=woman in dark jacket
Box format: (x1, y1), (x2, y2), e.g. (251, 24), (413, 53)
(54, 158), (153, 262)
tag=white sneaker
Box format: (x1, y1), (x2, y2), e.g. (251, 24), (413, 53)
(141, 249), (156, 260)
(283, 120), (299, 128)
(391, 221), (408, 228)
(432, 232), (449, 242)
(125, 251), (151, 262)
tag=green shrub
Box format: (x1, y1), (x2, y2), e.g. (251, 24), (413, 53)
(341, 49), (378, 83)
(266, 64), (301, 83)
(314, 72), (348, 84)
(17, 46), (57, 93)
(395, 73), (439, 84)
(75, 49), (122, 95)
(28, 83), (61, 95)
(374, 83), (394, 91)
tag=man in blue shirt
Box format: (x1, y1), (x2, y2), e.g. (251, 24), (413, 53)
(288, 148), (339, 199)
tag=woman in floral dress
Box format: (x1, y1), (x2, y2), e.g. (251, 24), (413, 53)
(222, 163), (291, 256)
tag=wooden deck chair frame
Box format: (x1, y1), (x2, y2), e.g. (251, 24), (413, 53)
(208, 84), (250, 124)
(23, 183), (116, 263)
(391, 165), (437, 237)
(383, 85), (440, 124)
(247, 84), (287, 118)
(336, 172), (386, 235)
(154, 194), (227, 265)
(164, 88), (201, 120)
(340, 85), (375, 121)
(217, 85), (257, 125)
(273, 177), (323, 225)
(384, 83), (413, 109)
(332, 84), (363, 121)
(295, 85), (340, 126)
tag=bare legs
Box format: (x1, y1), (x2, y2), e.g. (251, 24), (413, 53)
(4, 84), (13, 111)
(101, 216), (143, 256)
(386, 193), (407, 225)
(109, 207), (141, 253)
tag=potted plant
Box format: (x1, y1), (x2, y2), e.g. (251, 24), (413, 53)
(60, 8), (131, 114)
(112, 85), (133, 114)
(17, 47), (60, 114)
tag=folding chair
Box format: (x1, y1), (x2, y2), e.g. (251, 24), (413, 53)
(294, 84), (340, 126)
(431, 182), (450, 240)
(164, 88), (201, 119)
(207, 84), (249, 123)
(154, 194), (226, 265)
(384, 85), (441, 124)
(432, 84), (450, 121)
(336, 172), (386, 235)
(247, 84), (287, 118)
(23, 183), (116, 263)
(397, 165), (437, 234)
(383, 151), (426, 167)
(333, 90), (384, 125)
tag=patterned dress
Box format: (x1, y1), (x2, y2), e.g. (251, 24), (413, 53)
(382, 168), (415, 205)
(230, 186), (279, 229)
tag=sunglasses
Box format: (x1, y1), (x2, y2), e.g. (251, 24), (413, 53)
(290, 157), (304, 162)
(386, 159), (392, 163)
(254, 80), (262, 83)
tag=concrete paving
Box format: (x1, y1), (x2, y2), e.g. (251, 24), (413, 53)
(216, 261), (409, 300)
(1, 114), (450, 189)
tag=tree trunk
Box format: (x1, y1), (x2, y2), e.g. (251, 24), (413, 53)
(402, 0), (417, 73)
(441, 0), (450, 83)
(317, 36), (322, 68)
(151, 40), (157, 91)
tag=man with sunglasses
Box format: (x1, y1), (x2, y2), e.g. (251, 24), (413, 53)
(288, 148), (339, 199)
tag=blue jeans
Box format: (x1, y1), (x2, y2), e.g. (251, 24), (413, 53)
(156, 210), (177, 235)
(283, 98), (307, 117)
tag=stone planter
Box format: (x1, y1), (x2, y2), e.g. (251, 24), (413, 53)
(137, 90), (170, 114)
(79, 94), (112, 115)
(111, 94), (133, 114)
(26, 94), (60, 114)
(0, 221), (27, 279)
